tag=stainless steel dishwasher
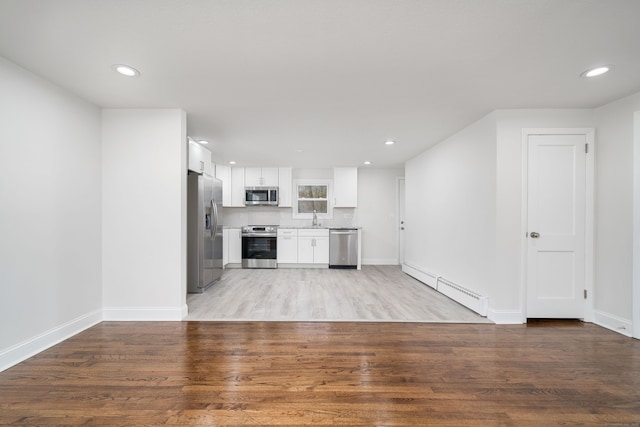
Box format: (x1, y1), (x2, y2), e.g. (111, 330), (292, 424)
(329, 228), (358, 268)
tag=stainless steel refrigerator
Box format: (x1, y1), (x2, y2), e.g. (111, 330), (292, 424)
(187, 172), (223, 293)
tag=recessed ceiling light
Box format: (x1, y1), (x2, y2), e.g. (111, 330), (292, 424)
(581, 65), (612, 78)
(364, 161), (371, 165)
(384, 140), (395, 145)
(198, 140), (208, 145)
(229, 161), (236, 165)
(113, 64), (140, 77)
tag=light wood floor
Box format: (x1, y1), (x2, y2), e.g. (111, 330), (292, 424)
(2, 321), (639, 425)
(187, 266), (490, 323)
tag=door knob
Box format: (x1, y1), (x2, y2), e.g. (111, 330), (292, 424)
(530, 232), (540, 238)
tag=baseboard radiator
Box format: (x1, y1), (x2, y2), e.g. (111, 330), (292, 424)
(402, 263), (488, 317)
(436, 277), (488, 317)
(402, 263), (438, 289)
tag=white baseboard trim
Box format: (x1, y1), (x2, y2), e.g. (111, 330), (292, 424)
(362, 258), (399, 265)
(277, 263), (328, 269)
(181, 303), (189, 319)
(488, 309), (524, 324)
(103, 306), (185, 321)
(593, 310), (632, 337)
(0, 309), (102, 372)
(224, 263), (242, 269)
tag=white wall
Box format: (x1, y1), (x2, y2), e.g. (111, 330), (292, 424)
(405, 113), (497, 297)
(358, 168), (404, 264)
(404, 109), (600, 322)
(102, 109), (187, 320)
(494, 109), (594, 315)
(0, 57), (102, 370)
(491, 105), (639, 330)
(592, 93), (640, 330)
(402, 103), (640, 330)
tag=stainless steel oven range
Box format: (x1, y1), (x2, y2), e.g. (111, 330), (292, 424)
(241, 225), (277, 268)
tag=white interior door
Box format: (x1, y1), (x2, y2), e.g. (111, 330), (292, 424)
(397, 178), (406, 265)
(526, 133), (588, 318)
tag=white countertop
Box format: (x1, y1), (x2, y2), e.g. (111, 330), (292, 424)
(223, 225), (361, 229)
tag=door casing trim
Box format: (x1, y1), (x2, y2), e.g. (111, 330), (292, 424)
(520, 128), (595, 322)
(633, 112), (640, 339)
(396, 176), (405, 266)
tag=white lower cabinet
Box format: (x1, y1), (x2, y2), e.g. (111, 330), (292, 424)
(297, 236), (315, 264)
(313, 235), (329, 264)
(277, 228), (298, 264)
(231, 227), (328, 268)
(227, 227), (242, 265)
(223, 229), (229, 266)
(297, 229), (329, 264)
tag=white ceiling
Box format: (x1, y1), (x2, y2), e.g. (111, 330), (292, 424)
(1, 0), (639, 168)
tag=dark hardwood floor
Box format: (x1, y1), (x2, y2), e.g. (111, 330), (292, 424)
(1, 321), (639, 426)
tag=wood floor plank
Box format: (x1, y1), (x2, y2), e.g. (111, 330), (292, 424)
(1, 321), (639, 425)
(186, 266), (491, 322)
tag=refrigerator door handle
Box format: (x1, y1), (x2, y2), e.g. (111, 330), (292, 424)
(214, 202), (219, 233)
(210, 199), (217, 237)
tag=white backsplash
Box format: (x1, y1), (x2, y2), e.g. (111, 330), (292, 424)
(223, 207), (357, 228)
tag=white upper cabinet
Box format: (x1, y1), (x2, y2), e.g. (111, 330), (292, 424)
(215, 164), (243, 207)
(215, 164), (232, 206)
(261, 168), (279, 186)
(245, 167), (279, 186)
(188, 141), (212, 175)
(244, 168), (262, 186)
(333, 167), (358, 207)
(278, 167), (292, 207)
(230, 167), (246, 207)
(216, 165), (289, 208)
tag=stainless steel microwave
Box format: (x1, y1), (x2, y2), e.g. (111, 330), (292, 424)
(244, 187), (278, 206)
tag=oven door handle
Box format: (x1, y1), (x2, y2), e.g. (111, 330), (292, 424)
(242, 232), (277, 238)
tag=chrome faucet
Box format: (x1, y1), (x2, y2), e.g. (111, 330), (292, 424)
(312, 210), (318, 227)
